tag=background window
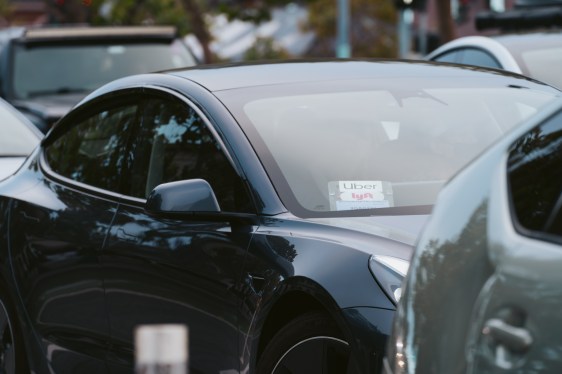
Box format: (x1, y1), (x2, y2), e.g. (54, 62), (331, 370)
(45, 104), (137, 192)
(126, 96), (253, 213)
(434, 51), (461, 64)
(460, 48), (502, 69)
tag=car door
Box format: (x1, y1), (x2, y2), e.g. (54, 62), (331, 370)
(467, 110), (562, 372)
(102, 90), (257, 374)
(8, 96), (140, 372)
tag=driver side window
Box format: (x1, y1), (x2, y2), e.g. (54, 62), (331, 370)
(124, 93), (254, 213)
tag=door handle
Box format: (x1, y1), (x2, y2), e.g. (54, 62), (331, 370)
(19, 210), (40, 223)
(482, 318), (533, 353)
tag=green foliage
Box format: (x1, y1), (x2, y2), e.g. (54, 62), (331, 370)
(217, 0), (300, 23)
(244, 36), (291, 61)
(0, 0), (11, 17)
(93, 0), (193, 35)
(304, 0), (398, 58)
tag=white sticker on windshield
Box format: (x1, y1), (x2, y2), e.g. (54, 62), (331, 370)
(329, 181), (394, 211)
(108, 45), (126, 54)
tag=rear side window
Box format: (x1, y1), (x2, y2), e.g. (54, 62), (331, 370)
(460, 48), (501, 69)
(433, 50), (461, 64)
(45, 103), (138, 192)
(507, 110), (562, 237)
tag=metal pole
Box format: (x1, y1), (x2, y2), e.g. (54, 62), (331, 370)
(336, 0), (351, 58)
(135, 324), (189, 374)
(418, 11), (428, 56)
(398, 9), (413, 59)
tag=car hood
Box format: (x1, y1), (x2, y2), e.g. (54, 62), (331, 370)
(12, 92), (87, 122)
(307, 214), (430, 247)
(0, 157), (26, 181)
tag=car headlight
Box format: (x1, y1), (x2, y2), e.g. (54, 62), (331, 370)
(368, 255), (409, 304)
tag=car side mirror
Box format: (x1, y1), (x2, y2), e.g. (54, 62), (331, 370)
(146, 179), (220, 214)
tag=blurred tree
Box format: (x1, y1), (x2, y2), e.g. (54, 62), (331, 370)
(0, 0), (11, 25)
(304, 0), (397, 58)
(215, 0), (298, 23)
(90, 0), (214, 63)
(244, 36), (291, 60)
(435, 0), (455, 44)
(43, 0), (99, 24)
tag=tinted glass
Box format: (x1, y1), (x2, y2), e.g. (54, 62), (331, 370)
(13, 41), (196, 99)
(460, 48), (501, 69)
(125, 96), (253, 212)
(508, 110), (562, 233)
(0, 101), (39, 156)
(45, 104), (137, 192)
(433, 51), (461, 63)
(219, 77), (557, 217)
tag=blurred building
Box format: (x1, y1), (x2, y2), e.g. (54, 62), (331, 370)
(414, 0), (517, 53)
(5, 0), (47, 26)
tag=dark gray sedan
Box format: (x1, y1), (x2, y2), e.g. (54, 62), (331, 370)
(0, 60), (559, 374)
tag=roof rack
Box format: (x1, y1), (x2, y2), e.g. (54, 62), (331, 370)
(22, 26), (177, 41)
(514, 0), (562, 8)
(476, 6), (562, 30)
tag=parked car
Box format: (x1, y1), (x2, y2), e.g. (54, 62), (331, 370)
(0, 97), (42, 180)
(426, 33), (562, 89)
(426, 1), (562, 90)
(385, 96), (562, 373)
(0, 60), (558, 374)
(0, 25), (197, 133)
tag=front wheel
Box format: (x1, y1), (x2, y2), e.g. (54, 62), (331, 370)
(0, 293), (27, 374)
(257, 312), (351, 374)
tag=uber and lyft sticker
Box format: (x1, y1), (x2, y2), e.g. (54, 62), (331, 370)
(329, 181), (393, 211)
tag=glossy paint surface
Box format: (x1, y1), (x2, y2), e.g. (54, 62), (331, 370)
(387, 99), (562, 373)
(0, 60), (558, 373)
(4, 161), (112, 372)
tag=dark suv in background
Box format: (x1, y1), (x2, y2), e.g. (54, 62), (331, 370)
(0, 25), (197, 132)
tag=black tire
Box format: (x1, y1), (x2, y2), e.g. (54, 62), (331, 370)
(0, 292), (27, 374)
(257, 312), (351, 374)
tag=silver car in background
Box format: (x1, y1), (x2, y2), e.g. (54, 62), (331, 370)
(0, 98), (42, 180)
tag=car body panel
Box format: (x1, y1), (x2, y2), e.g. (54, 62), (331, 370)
(1, 159), (113, 372)
(0, 157), (26, 180)
(386, 98), (562, 373)
(1, 60), (560, 373)
(102, 201), (254, 373)
(166, 59), (536, 92)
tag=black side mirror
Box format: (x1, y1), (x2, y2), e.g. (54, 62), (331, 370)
(146, 179), (220, 214)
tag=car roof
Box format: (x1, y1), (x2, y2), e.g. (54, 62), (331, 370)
(163, 59), (540, 92)
(492, 31), (562, 48)
(0, 25), (177, 43)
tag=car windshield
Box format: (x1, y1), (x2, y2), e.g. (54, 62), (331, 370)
(219, 76), (558, 217)
(0, 102), (39, 156)
(12, 41), (196, 99)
